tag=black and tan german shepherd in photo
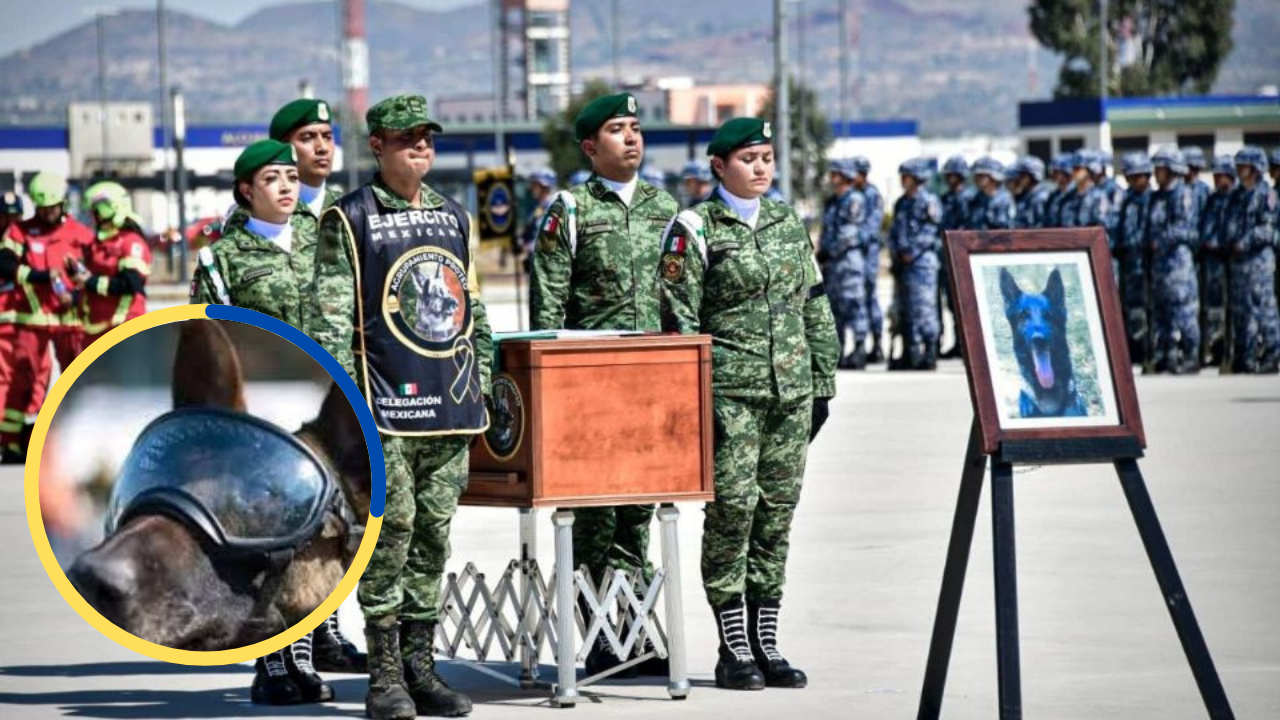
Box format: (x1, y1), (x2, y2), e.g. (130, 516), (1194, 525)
(1000, 267), (1087, 418)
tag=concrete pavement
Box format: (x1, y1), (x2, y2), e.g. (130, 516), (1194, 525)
(2, 344), (1278, 717)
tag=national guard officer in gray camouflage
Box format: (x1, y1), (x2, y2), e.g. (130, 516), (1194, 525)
(818, 159), (869, 368)
(529, 92), (680, 677)
(1199, 155), (1236, 367)
(657, 116), (837, 692)
(306, 94), (492, 719)
(849, 156), (887, 363)
(1147, 149), (1201, 374)
(1011, 156), (1049, 229)
(889, 158), (943, 370)
(967, 157), (1015, 230)
(938, 156), (971, 359)
(1060, 150), (1111, 231)
(1116, 153), (1154, 365)
(1225, 147), (1279, 373)
(1044, 154), (1074, 227)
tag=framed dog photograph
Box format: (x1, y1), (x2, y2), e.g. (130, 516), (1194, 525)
(946, 228), (1145, 455)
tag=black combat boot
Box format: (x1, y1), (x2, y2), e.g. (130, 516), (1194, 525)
(621, 609), (669, 676)
(748, 599), (808, 688)
(868, 337), (885, 364)
(712, 599), (765, 691)
(250, 650), (303, 705)
(313, 611), (368, 673)
(364, 623), (416, 720)
(284, 632), (334, 703)
(919, 342), (938, 371)
(401, 620), (472, 717)
(581, 595), (638, 679)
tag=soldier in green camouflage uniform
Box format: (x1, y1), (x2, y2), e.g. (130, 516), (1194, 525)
(657, 118), (837, 692)
(190, 139), (315, 328)
(306, 95), (490, 720)
(529, 92), (680, 677)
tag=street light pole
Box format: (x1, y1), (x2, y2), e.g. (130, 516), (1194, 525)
(157, 0), (174, 237)
(839, 0), (848, 139)
(171, 86), (189, 282)
(97, 11), (110, 177)
(774, 0), (791, 203)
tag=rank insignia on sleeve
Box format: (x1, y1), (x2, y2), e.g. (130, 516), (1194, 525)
(661, 252), (685, 283)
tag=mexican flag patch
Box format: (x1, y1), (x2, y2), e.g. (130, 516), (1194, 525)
(398, 383), (419, 396)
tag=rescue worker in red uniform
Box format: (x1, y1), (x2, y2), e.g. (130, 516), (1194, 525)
(75, 181), (150, 349)
(0, 191), (25, 461)
(0, 173), (91, 460)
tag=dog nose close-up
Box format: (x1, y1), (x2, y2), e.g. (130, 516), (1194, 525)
(68, 551), (137, 619)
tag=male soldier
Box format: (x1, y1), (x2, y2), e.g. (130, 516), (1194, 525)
(1224, 147), (1279, 373)
(1011, 156), (1049, 229)
(849, 156), (886, 363)
(0, 173), (90, 461)
(1147, 149), (1200, 374)
(529, 91), (680, 677)
(967, 157), (1015, 230)
(818, 159), (869, 369)
(937, 156), (971, 359)
(888, 158), (942, 371)
(679, 160), (714, 208)
(1060, 150), (1111, 231)
(307, 94), (491, 719)
(0, 192), (23, 461)
(1199, 156), (1236, 366)
(1043, 154), (1074, 228)
(1116, 153), (1154, 365)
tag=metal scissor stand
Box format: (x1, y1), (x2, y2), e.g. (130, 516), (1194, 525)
(436, 506), (691, 707)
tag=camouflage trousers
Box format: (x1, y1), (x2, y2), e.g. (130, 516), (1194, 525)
(866, 242), (884, 342)
(823, 249), (869, 352)
(1152, 247), (1200, 368)
(1120, 253), (1149, 362)
(359, 433), (468, 628)
(569, 504), (655, 586)
(702, 394), (811, 608)
(896, 252), (941, 347)
(1201, 254), (1228, 362)
(1229, 249), (1280, 371)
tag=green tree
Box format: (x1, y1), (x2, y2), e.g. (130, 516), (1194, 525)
(540, 79), (612, 183)
(1029, 0), (1234, 98)
(758, 77), (831, 202)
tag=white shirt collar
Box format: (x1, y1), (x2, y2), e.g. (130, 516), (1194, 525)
(717, 185), (762, 230)
(597, 174), (639, 207)
(245, 216), (293, 253)
(299, 181), (326, 216)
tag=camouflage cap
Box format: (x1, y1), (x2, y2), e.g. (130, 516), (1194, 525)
(1181, 146), (1206, 170)
(234, 139), (297, 181)
(1210, 154), (1236, 178)
(971, 156), (1005, 183)
(366, 94), (443, 134)
(574, 92), (638, 141)
(269, 98), (334, 141)
(706, 117), (774, 157)
(1121, 152), (1152, 177)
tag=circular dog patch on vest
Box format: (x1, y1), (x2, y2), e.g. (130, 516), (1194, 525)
(483, 374), (524, 461)
(386, 248), (470, 351)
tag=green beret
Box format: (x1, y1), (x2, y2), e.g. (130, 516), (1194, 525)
(706, 117), (775, 157)
(269, 98), (334, 141)
(574, 92), (638, 141)
(234, 139), (296, 180)
(366, 94), (443, 133)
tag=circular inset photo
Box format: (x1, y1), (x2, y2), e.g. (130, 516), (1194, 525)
(26, 306), (385, 666)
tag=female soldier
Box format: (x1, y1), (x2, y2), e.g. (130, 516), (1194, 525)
(657, 117), (838, 691)
(189, 139), (334, 706)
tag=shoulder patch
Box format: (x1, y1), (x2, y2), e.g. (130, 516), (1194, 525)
(661, 252), (686, 283)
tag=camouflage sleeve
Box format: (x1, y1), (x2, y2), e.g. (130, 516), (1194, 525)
(656, 211), (705, 334)
(840, 194), (864, 252)
(1170, 187), (1199, 247)
(466, 212), (493, 397)
(802, 249), (838, 399)
(1248, 190), (1278, 251)
(307, 206), (358, 383)
(189, 264), (219, 304)
(990, 194), (1015, 230)
(865, 191), (885, 242)
(529, 197), (572, 330)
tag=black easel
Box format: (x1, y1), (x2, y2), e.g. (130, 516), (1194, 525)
(916, 421), (1234, 720)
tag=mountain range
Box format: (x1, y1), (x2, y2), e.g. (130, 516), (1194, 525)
(0, 0), (1275, 136)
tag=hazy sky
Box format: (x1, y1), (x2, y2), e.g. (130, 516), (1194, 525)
(0, 0), (480, 57)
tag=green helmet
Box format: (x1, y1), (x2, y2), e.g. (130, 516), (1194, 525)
(29, 172), (68, 208)
(85, 180), (141, 234)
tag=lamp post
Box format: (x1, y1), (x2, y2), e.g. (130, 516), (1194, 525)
(171, 86), (189, 282)
(773, 0), (791, 202)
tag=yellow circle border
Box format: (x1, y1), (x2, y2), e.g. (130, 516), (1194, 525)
(23, 304), (384, 665)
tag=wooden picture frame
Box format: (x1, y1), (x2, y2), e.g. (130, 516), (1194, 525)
(946, 227), (1146, 457)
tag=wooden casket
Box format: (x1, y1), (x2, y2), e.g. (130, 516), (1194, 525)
(464, 333), (715, 508)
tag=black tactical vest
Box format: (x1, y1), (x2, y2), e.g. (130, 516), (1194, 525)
(336, 186), (488, 435)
